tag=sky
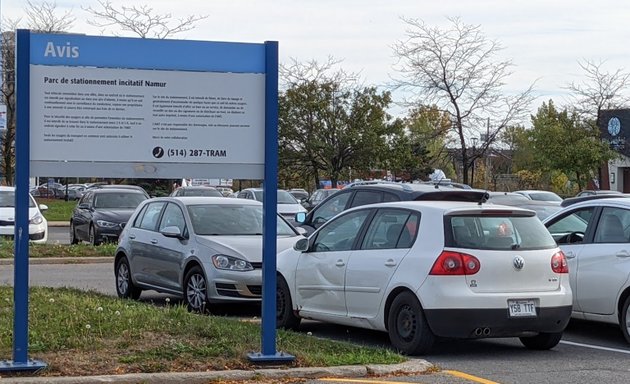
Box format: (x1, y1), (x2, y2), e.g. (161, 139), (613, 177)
(4, 0), (630, 120)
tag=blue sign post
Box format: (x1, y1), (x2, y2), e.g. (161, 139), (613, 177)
(2, 29), (292, 372)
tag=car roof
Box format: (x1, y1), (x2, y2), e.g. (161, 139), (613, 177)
(167, 196), (262, 206)
(560, 194), (630, 207)
(89, 187), (147, 194)
(347, 200), (536, 216)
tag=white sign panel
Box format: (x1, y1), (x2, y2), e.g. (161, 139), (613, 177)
(30, 65), (265, 166)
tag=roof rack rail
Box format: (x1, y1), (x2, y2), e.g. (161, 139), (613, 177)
(560, 194), (629, 207)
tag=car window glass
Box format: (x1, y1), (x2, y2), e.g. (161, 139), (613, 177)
(159, 203), (186, 234)
(0, 191), (35, 207)
(350, 191), (382, 208)
(362, 209), (416, 249)
(546, 207), (594, 243)
(139, 202), (166, 231)
(383, 193), (399, 203)
(449, 215), (557, 250)
(132, 204), (149, 228)
(188, 204), (264, 235)
(594, 207), (630, 243)
(311, 191), (352, 227)
(311, 209), (371, 252)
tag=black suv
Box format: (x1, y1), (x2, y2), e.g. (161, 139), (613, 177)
(295, 182), (489, 235)
(70, 187), (149, 245)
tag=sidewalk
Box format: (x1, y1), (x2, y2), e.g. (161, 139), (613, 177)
(0, 359), (433, 383)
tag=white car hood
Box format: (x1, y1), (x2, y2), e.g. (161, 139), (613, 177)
(0, 206), (41, 221)
(195, 235), (301, 262)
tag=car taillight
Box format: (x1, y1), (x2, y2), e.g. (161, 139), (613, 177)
(551, 251), (568, 274)
(430, 251), (480, 275)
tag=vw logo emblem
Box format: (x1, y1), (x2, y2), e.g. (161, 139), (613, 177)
(513, 256), (525, 270)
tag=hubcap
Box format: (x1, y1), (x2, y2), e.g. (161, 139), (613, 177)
(397, 304), (417, 341)
(186, 274), (207, 310)
(117, 263), (129, 295)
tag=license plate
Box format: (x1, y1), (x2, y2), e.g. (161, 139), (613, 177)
(508, 299), (537, 317)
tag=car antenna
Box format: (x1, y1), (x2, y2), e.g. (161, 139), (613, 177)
(479, 189), (490, 206)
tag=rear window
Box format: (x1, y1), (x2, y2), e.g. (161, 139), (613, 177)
(445, 214), (557, 250)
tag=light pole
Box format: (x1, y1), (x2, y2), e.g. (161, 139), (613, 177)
(470, 137), (478, 188)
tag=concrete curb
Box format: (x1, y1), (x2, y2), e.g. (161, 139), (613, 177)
(0, 359), (433, 383)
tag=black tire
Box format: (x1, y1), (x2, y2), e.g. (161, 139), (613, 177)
(89, 225), (101, 246)
(276, 275), (301, 330)
(184, 266), (209, 313)
(387, 291), (435, 355)
(620, 295), (630, 344)
(519, 331), (563, 350)
(115, 257), (142, 300)
(69, 222), (79, 245)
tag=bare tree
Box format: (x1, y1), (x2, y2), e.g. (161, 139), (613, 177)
(84, 0), (208, 39)
(566, 59), (630, 118)
(25, 0), (75, 32)
(392, 17), (534, 185)
(1, 2), (75, 185)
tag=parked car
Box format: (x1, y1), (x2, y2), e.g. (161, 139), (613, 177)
(487, 192), (563, 220)
(288, 188), (309, 202)
(170, 186), (223, 197)
(113, 196), (305, 312)
(542, 197), (630, 344)
(0, 186), (48, 244)
(514, 190), (563, 204)
(70, 188), (149, 245)
(295, 182), (489, 235)
(302, 188), (340, 211)
(236, 188), (307, 224)
(276, 200), (572, 354)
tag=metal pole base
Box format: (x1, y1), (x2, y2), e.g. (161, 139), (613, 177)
(247, 351), (295, 363)
(0, 359), (48, 372)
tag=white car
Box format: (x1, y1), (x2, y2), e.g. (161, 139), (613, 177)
(276, 200), (572, 355)
(0, 186), (48, 244)
(542, 197), (630, 344)
(236, 188), (307, 223)
(114, 196), (304, 312)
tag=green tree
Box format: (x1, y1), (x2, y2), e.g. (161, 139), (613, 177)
(279, 59), (397, 188)
(528, 100), (616, 190)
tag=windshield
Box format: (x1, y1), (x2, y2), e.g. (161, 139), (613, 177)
(529, 192), (563, 202)
(252, 190), (299, 204)
(187, 204), (296, 236)
(0, 191), (36, 208)
(94, 192), (147, 209)
(181, 188), (223, 197)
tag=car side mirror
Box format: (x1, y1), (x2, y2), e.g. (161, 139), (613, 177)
(161, 226), (185, 240)
(294, 212), (306, 224)
(295, 227), (308, 236)
(39, 204), (48, 212)
(293, 237), (309, 251)
(78, 203), (90, 210)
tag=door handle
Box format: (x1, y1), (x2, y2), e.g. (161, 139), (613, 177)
(150, 239), (158, 244)
(564, 251), (576, 259)
(335, 259), (345, 267)
(384, 259), (397, 267)
(616, 250), (630, 258)
(128, 234), (136, 240)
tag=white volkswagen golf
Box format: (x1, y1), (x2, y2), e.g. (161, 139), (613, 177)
(276, 200), (573, 355)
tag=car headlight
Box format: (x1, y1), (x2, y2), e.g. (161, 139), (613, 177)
(96, 220), (119, 228)
(29, 214), (44, 225)
(211, 254), (253, 271)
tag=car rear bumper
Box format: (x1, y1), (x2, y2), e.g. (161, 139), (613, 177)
(423, 305), (572, 338)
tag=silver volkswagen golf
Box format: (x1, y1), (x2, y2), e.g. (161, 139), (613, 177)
(114, 196), (304, 312)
